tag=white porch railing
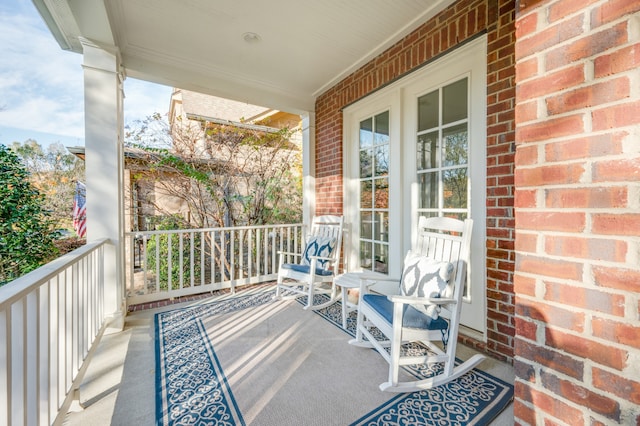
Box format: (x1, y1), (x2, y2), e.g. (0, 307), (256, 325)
(125, 223), (304, 305)
(0, 238), (108, 426)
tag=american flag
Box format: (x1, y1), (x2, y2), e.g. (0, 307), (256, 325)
(73, 181), (87, 238)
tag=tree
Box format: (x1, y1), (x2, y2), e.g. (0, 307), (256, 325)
(125, 113), (303, 229)
(0, 145), (59, 285)
(9, 140), (85, 231)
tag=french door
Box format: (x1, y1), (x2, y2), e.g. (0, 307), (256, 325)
(344, 36), (487, 334)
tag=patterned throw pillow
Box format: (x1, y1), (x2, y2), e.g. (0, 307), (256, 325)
(301, 235), (337, 269)
(399, 250), (454, 319)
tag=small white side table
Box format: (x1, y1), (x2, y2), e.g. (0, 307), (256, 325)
(334, 272), (378, 329)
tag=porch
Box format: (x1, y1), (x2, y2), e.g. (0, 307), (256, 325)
(63, 284), (515, 425)
(25, 0), (640, 423)
(1, 223), (514, 424)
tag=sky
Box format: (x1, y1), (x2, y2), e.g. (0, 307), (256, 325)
(0, 1), (173, 148)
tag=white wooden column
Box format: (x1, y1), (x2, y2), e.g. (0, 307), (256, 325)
(80, 38), (125, 330)
(301, 112), (316, 227)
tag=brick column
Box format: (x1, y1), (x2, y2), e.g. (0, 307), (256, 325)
(513, 1), (640, 424)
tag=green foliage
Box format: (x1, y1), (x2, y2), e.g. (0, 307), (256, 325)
(0, 145), (59, 285)
(145, 215), (202, 290)
(125, 113), (302, 230)
(9, 140), (85, 231)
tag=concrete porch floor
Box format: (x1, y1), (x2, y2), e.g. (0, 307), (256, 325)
(63, 286), (515, 425)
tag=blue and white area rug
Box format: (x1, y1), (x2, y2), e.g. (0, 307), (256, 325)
(155, 288), (513, 425)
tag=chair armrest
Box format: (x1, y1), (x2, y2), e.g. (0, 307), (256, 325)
(278, 251), (302, 257)
(277, 251), (302, 267)
(307, 255), (337, 263)
(387, 295), (457, 306)
(277, 253), (335, 262)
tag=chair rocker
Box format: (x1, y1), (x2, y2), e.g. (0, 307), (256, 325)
(349, 216), (484, 393)
(275, 215), (344, 310)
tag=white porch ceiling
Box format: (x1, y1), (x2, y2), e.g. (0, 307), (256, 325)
(35, 0), (455, 113)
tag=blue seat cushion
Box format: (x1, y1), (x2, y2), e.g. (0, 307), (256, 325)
(362, 294), (449, 331)
(281, 263), (334, 277)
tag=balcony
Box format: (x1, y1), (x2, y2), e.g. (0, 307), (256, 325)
(1, 225), (514, 425)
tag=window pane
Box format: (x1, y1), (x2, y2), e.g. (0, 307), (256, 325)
(360, 212), (373, 240)
(443, 168), (468, 209)
(443, 124), (468, 167)
(360, 180), (373, 209)
(443, 78), (467, 124)
(418, 172), (438, 209)
(418, 90), (438, 131)
(360, 241), (373, 269)
(374, 111), (390, 145)
(360, 148), (373, 178)
(415, 78), (470, 222)
(417, 132), (439, 171)
(360, 118), (373, 148)
(446, 212), (467, 221)
(359, 109), (390, 276)
(374, 177), (389, 209)
(373, 212), (389, 242)
(374, 243), (389, 274)
(374, 145), (389, 176)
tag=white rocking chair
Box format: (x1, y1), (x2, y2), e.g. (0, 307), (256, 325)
(275, 215), (344, 310)
(349, 216), (484, 392)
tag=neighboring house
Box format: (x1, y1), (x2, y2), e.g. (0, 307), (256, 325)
(137, 90), (302, 230)
(71, 92), (302, 232)
(33, 1), (640, 424)
(169, 89), (302, 143)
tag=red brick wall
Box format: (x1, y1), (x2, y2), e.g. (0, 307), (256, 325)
(484, 0), (517, 361)
(514, 0), (640, 424)
(315, 0), (517, 362)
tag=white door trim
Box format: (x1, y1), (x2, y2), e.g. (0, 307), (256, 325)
(343, 35), (487, 335)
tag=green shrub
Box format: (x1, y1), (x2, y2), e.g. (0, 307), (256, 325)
(145, 215), (202, 290)
(0, 145), (58, 285)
